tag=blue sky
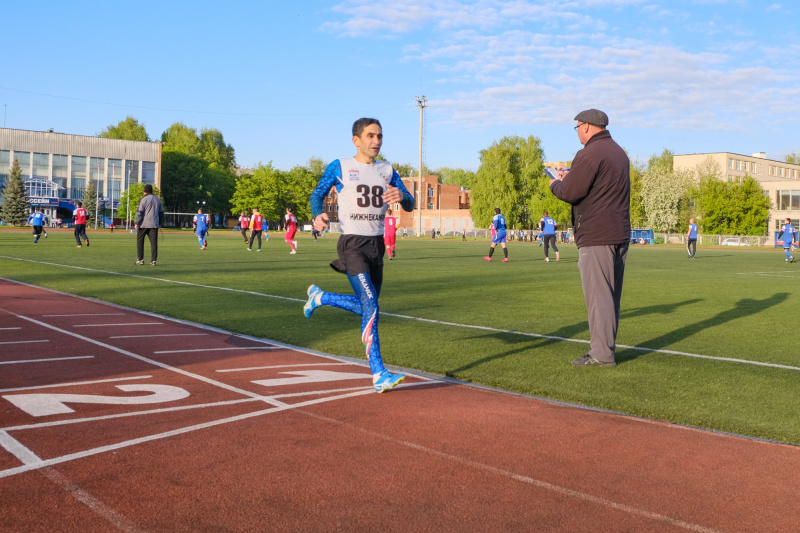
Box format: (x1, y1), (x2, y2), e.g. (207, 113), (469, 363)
(3, 1), (799, 171)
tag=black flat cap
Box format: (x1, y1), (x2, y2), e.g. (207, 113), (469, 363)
(574, 109), (608, 127)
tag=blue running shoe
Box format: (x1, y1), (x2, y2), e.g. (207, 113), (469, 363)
(373, 370), (405, 393)
(303, 284), (323, 318)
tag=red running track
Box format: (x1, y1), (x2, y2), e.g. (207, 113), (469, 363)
(0, 277), (798, 532)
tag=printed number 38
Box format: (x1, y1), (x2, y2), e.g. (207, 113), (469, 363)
(356, 185), (384, 208)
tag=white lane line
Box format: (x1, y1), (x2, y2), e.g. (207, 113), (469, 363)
(0, 340), (49, 345)
(110, 333), (209, 339)
(153, 346), (280, 354)
(0, 310), (288, 409)
(73, 323), (162, 328)
(0, 266), (795, 371)
(0, 327), (22, 330)
(43, 313), (126, 317)
(304, 411), (722, 533)
(0, 376), (153, 394)
(0, 430), (42, 464)
(217, 363), (353, 373)
(0, 356), (94, 365)
(0, 388), (375, 480)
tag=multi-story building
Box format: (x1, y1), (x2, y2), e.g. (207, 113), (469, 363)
(0, 127), (162, 223)
(320, 174), (473, 235)
(673, 152), (800, 232)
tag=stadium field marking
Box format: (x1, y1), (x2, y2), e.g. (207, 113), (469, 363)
(0, 327), (21, 330)
(1, 382), (432, 433)
(0, 262), (797, 372)
(737, 271), (800, 278)
(217, 362), (353, 373)
(0, 387), (377, 479)
(42, 313), (126, 317)
(0, 375), (153, 394)
(0, 340), (49, 345)
(153, 346), (280, 354)
(0, 307), (290, 409)
(0, 430), (42, 463)
(73, 322), (163, 328)
(110, 333), (209, 339)
(0, 356), (94, 365)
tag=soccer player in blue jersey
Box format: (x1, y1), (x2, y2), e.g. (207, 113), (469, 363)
(484, 207), (509, 262)
(539, 211), (559, 262)
(303, 118), (415, 393)
(686, 218), (698, 259)
(779, 218), (795, 263)
(193, 209), (210, 250)
(27, 208), (48, 243)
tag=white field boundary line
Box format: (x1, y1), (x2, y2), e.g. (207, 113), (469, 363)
(737, 271), (800, 278)
(0, 308), (290, 410)
(0, 260), (797, 372)
(217, 362), (353, 373)
(110, 333), (209, 339)
(0, 327), (22, 330)
(0, 356), (94, 365)
(1, 381), (434, 433)
(73, 323), (163, 328)
(43, 313), (126, 317)
(0, 340), (49, 345)
(0, 375), (153, 394)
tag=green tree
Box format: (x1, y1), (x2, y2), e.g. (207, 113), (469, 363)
(696, 176), (770, 235)
(98, 116), (150, 141)
(161, 123), (201, 156)
(0, 159), (29, 225)
(640, 149), (696, 232)
(786, 153), (800, 165)
(230, 162), (316, 223)
(470, 135), (545, 228)
(83, 180), (99, 228)
(199, 128), (236, 170)
(116, 183), (162, 224)
(629, 158), (646, 228)
(307, 157), (327, 179)
(437, 167), (477, 189)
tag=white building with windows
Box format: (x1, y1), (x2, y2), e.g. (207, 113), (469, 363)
(673, 152), (800, 232)
(0, 127), (161, 224)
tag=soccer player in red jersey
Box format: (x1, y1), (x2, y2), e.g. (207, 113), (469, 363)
(384, 209), (398, 259)
(238, 211), (250, 243)
(73, 201), (90, 248)
(285, 207), (298, 254)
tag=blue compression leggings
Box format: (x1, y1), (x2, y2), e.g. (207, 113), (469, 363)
(320, 272), (384, 375)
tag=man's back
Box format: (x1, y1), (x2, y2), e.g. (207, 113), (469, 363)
(136, 195), (163, 228)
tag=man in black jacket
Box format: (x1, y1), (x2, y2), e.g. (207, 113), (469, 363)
(549, 109), (630, 367)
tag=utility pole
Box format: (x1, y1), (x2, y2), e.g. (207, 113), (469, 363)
(415, 95), (427, 237)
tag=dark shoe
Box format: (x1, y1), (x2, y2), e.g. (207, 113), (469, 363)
(572, 354), (616, 367)
(85, 241), (89, 247)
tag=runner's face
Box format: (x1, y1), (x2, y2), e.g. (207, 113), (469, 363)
(353, 124), (383, 161)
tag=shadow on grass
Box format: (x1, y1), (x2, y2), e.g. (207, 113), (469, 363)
(618, 292), (789, 364)
(445, 298), (709, 374)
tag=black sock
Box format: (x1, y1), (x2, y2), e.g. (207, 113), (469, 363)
(504, 248), (508, 258)
(488, 247), (494, 257)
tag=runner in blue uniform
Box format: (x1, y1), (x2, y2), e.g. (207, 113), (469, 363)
(779, 218), (795, 263)
(484, 208), (508, 262)
(27, 209), (48, 243)
(539, 211), (559, 262)
(686, 218), (698, 259)
(193, 209), (210, 249)
(303, 118), (415, 393)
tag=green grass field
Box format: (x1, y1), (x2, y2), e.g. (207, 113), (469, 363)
(2, 227), (799, 444)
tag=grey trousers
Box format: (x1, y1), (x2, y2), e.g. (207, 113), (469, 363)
(578, 243), (629, 363)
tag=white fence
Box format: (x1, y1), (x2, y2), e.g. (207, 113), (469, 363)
(657, 233), (774, 247)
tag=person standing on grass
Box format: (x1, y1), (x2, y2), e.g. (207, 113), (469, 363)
(779, 218), (795, 263)
(484, 207), (508, 262)
(248, 207), (265, 251)
(303, 117), (415, 393)
(687, 218), (698, 259)
(384, 209), (398, 259)
(73, 201), (89, 248)
(134, 184), (164, 266)
(27, 208), (48, 243)
(193, 208), (210, 250)
(539, 211), (559, 262)
(549, 109), (630, 368)
(285, 207), (298, 254)
(238, 211), (250, 243)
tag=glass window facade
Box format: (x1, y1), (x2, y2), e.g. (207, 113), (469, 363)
(71, 156), (87, 199)
(142, 161), (156, 184)
(89, 157), (105, 197)
(14, 151), (31, 179)
(108, 158), (122, 201)
(0, 150), (9, 190)
(776, 190), (800, 210)
(33, 152), (49, 178)
(125, 160), (139, 187)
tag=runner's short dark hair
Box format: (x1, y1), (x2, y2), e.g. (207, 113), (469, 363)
(144, 184), (153, 194)
(353, 118), (381, 137)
